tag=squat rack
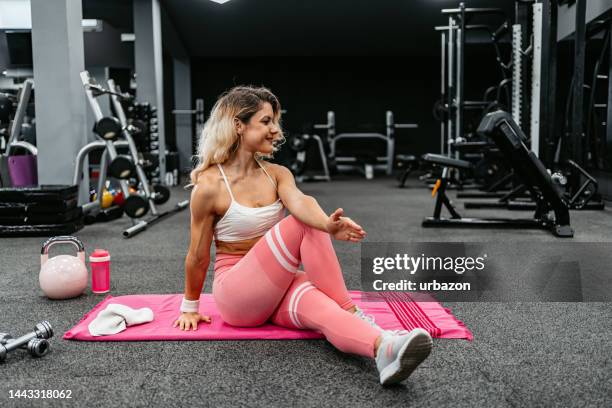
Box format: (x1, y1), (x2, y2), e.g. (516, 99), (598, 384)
(435, 3), (509, 158)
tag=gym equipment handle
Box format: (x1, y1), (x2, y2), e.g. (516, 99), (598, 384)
(123, 200), (190, 238)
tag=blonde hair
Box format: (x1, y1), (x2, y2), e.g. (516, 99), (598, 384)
(189, 85), (284, 185)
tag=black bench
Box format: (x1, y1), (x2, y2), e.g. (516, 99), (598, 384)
(421, 110), (573, 238)
(421, 153), (473, 170)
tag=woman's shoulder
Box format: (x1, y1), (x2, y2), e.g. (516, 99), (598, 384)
(200, 164), (223, 178)
(259, 161), (292, 180)
(192, 166), (224, 201)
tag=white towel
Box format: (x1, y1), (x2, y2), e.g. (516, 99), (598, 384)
(88, 303), (154, 336)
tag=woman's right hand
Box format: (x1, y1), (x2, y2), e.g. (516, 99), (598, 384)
(326, 208), (366, 242)
(173, 312), (212, 331)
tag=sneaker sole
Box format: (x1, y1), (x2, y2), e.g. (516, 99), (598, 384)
(379, 329), (433, 386)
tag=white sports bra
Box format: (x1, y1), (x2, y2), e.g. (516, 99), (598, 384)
(214, 161), (285, 242)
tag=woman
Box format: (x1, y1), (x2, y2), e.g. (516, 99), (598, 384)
(173, 86), (432, 385)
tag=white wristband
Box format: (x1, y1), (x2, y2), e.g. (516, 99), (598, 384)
(180, 298), (200, 313)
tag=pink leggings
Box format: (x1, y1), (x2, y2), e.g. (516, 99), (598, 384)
(212, 215), (381, 357)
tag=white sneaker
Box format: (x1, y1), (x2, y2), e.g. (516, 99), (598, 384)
(354, 306), (410, 337)
(375, 328), (433, 385)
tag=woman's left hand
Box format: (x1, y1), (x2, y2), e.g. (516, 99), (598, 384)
(326, 208), (367, 242)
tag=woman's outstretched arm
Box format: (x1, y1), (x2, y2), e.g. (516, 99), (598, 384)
(274, 165), (366, 242)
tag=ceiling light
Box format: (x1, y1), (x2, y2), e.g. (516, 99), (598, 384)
(208, 0), (232, 4)
(82, 19), (103, 32)
(121, 33), (135, 42)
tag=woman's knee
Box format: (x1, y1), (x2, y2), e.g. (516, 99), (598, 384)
(280, 215), (326, 239)
(279, 214), (306, 232)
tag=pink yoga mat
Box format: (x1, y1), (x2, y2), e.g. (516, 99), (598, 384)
(64, 291), (473, 341)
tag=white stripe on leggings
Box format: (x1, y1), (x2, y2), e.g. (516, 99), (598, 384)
(288, 282), (314, 328)
(291, 285), (315, 328)
(274, 224), (299, 265)
(265, 231), (297, 273)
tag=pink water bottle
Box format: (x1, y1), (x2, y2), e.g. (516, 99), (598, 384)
(89, 249), (111, 294)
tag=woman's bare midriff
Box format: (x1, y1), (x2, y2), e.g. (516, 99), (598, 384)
(215, 236), (263, 255)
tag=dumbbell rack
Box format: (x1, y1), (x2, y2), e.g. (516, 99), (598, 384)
(106, 78), (189, 238)
(127, 102), (160, 183)
(80, 71), (188, 238)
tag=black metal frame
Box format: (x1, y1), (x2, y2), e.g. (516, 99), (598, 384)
(423, 168), (565, 234)
(422, 111), (574, 238)
(608, 19), (612, 170)
(540, 0), (559, 166)
(570, 0), (587, 169)
(440, 3), (509, 144)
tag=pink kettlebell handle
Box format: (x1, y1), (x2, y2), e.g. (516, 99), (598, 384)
(40, 236), (86, 266)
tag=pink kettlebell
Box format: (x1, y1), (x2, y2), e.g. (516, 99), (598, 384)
(39, 236), (88, 300)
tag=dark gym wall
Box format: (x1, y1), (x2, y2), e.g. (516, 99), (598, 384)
(0, 32), (9, 70)
(0, 30), (132, 80)
(191, 45), (505, 158)
(83, 24), (133, 68)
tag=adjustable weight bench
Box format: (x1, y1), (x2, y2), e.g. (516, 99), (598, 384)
(421, 111), (574, 238)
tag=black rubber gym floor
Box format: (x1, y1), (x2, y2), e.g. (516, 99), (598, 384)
(1, 177), (611, 407)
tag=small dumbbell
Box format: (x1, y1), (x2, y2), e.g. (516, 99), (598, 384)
(0, 321), (53, 362)
(0, 333), (50, 359)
